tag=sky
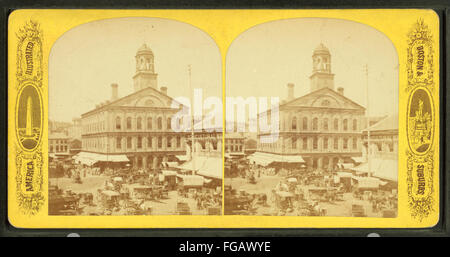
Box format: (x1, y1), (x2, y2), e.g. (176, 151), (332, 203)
(49, 17), (222, 122)
(226, 18), (399, 117)
(49, 17), (399, 122)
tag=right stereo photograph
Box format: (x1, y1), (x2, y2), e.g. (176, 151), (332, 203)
(224, 18), (399, 217)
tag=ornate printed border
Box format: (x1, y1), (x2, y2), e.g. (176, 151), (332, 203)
(14, 21), (45, 215)
(405, 19), (436, 221)
(406, 19), (434, 93)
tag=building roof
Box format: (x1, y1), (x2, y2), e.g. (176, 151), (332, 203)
(313, 43), (330, 55)
(48, 132), (69, 139)
(137, 43), (153, 55)
(81, 86), (184, 117)
(226, 132), (245, 139)
(364, 114), (398, 132)
(278, 87), (366, 111)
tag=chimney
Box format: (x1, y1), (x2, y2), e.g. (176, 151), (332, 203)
(160, 86), (167, 95)
(287, 83), (294, 101)
(111, 83), (118, 101)
(337, 87), (344, 95)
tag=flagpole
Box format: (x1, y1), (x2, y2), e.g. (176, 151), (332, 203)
(188, 65), (196, 174)
(365, 64), (371, 177)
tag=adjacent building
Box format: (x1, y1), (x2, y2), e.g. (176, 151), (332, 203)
(49, 131), (71, 158)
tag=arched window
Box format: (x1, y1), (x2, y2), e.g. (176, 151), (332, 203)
(126, 117), (132, 130)
(303, 117), (308, 130)
(313, 137), (318, 150)
(116, 137), (121, 149)
(313, 118), (318, 131)
(177, 136), (181, 148)
(388, 142), (393, 152)
(353, 119), (358, 131)
(157, 117), (162, 130)
(343, 119), (348, 131)
(167, 117), (171, 130)
(137, 136), (142, 149)
(116, 117), (121, 130)
(323, 118), (328, 130)
(303, 138), (308, 150)
(137, 117), (142, 130)
(167, 136), (172, 148)
(292, 117), (297, 130)
(334, 138), (339, 149)
(127, 137), (132, 149)
(343, 138), (348, 149)
(334, 118), (339, 131)
(148, 137), (152, 148)
(158, 136), (162, 148)
(147, 117), (152, 130)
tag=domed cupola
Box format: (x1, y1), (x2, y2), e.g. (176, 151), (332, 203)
(133, 43), (158, 92)
(309, 43), (335, 92)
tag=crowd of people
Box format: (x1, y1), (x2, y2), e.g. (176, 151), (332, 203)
(226, 159), (398, 217)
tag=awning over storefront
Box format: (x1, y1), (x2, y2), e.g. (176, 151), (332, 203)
(176, 155), (189, 161)
(247, 152), (305, 166)
(73, 152), (129, 165)
(179, 155), (222, 179)
(351, 157), (365, 163)
(162, 162), (179, 168)
(339, 163), (354, 169)
(351, 158), (398, 182)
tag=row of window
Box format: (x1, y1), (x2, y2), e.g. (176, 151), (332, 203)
(260, 136), (359, 151)
(115, 116), (172, 131)
(116, 136), (181, 150)
(85, 121), (106, 133)
(50, 139), (68, 144)
(294, 137), (358, 150)
(289, 117), (358, 131)
(226, 145), (243, 152)
(49, 145), (68, 153)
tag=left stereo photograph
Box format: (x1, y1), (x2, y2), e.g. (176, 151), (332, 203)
(47, 17), (224, 216)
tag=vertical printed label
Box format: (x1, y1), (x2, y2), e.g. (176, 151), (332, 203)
(406, 19), (436, 221)
(14, 21), (45, 215)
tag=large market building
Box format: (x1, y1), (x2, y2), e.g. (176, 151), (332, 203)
(78, 44), (187, 169)
(256, 44), (366, 171)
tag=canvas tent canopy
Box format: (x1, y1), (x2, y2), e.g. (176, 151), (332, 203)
(351, 157), (365, 163)
(338, 163), (354, 169)
(176, 155), (189, 161)
(248, 152), (305, 166)
(179, 155), (222, 179)
(351, 159), (398, 182)
(73, 152), (129, 166)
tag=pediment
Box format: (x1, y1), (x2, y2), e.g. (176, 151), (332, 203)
(109, 87), (180, 108)
(283, 88), (365, 111)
